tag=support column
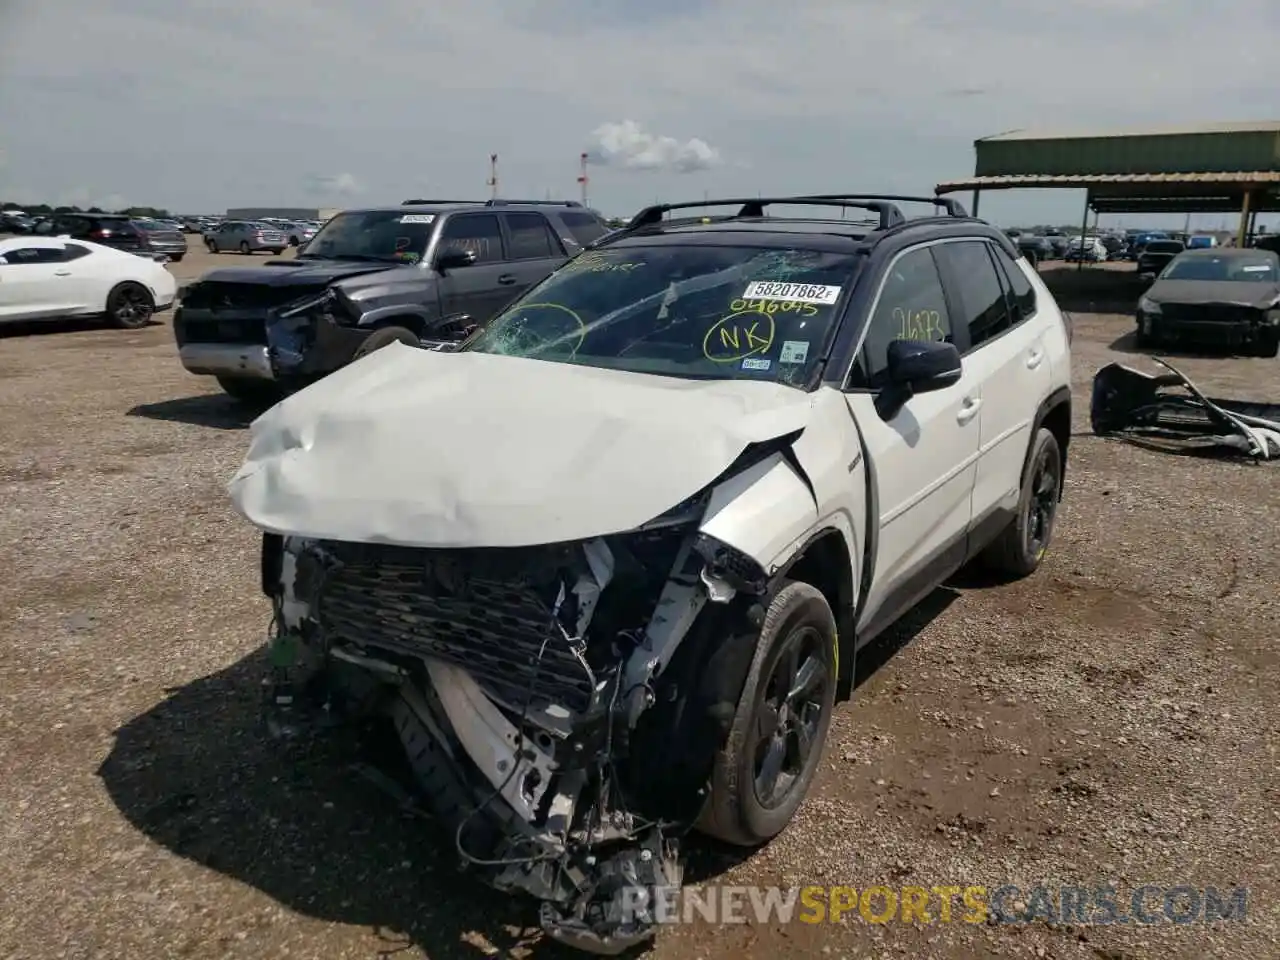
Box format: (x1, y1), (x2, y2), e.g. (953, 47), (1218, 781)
(1077, 189), (1091, 271)
(971, 189), (981, 218)
(1237, 191), (1252, 248)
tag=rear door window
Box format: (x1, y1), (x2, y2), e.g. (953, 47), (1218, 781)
(989, 244), (1037, 321)
(504, 213), (562, 260)
(935, 241), (1012, 349)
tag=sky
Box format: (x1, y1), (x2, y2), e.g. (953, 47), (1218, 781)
(2, 0), (1280, 228)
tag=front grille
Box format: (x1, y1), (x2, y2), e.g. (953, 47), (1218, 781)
(1161, 303), (1261, 324)
(182, 281), (325, 311)
(315, 542), (596, 713)
(176, 314), (268, 345)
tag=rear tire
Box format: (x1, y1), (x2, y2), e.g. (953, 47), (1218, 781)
(697, 580), (837, 847)
(352, 325), (420, 361)
(1256, 329), (1279, 358)
(106, 282), (155, 329)
(169, 253), (184, 263)
(981, 427), (1062, 578)
(206, 239), (217, 253)
(216, 376), (283, 406)
(239, 241), (251, 255)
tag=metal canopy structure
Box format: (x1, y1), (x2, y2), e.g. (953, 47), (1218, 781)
(935, 122), (1280, 242)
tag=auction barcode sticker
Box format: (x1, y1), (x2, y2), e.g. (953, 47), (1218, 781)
(741, 282), (841, 305)
(400, 214), (435, 224)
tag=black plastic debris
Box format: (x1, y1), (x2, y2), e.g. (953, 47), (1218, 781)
(1091, 358), (1280, 460)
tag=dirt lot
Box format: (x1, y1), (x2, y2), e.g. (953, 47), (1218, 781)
(0, 264), (1276, 960)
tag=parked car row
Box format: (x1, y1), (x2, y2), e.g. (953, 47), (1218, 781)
(3, 212), (190, 261)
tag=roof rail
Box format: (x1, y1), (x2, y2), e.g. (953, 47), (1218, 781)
(626, 197), (908, 232)
(401, 198), (484, 205)
(798, 193), (970, 218)
(483, 199), (583, 207)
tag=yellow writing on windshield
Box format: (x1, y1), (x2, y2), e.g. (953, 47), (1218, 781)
(893, 307), (946, 341)
(563, 252), (644, 274)
(703, 310), (775, 363)
(729, 298), (819, 318)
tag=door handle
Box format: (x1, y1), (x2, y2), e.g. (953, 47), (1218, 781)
(957, 396), (982, 425)
(497, 274), (516, 285)
(1026, 348), (1044, 369)
(54, 270), (72, 276)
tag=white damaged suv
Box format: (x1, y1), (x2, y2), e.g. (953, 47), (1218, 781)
(231, 194), (1072, 953)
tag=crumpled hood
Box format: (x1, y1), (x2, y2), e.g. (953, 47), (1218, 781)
(228, 345), (817, 548)
(195, 259), (401, 288)
(1147, 279), (1280, 308)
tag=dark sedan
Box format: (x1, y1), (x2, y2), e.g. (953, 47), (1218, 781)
(1135, 248), (1280, 356)
(1136, 239), (1185, 280)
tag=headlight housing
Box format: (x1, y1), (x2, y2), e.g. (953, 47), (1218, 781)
(1138, 295), (1161, 314)
(276, 288), (335, 320)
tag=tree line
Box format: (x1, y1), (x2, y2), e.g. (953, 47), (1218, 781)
(1, 201), (172, 218)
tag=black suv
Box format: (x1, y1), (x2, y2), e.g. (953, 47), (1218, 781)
(35, 212), (187, 261)
(173, 200), (610, 402)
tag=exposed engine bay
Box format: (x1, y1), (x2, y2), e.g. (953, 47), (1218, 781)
(262, 516), (769, 954)
(1091, 358), (1280, 460)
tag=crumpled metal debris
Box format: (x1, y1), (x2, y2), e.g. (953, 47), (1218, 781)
(1091, 358), (1280, 460)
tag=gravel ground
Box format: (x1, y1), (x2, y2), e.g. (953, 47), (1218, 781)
(0, 264), (1276, 960)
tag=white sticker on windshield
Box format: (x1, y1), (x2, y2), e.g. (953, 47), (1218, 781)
(742, 281), (841, 305)
(741, 357), (772, 371)
(400, 214), (435, 224)
(1242, 264), (1271, 272)
(779, 340), (809, 364)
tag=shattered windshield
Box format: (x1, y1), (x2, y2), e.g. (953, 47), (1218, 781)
(298, 209), (434, 264)
(1163, 253), (1279, 282)
(463, 244), (858, 387)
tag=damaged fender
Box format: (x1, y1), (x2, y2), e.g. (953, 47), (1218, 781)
(698, 386), (864, 590)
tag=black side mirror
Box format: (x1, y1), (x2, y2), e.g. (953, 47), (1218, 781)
(885, 339), (962, 393)
(435, 249), (478, 272)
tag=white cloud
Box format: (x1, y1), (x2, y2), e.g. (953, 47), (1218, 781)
(0, 0), (1278, 224)
(588, 121), (723, 174)
(305, 172), (364, 196)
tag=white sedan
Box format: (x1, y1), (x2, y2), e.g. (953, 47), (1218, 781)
(0, 237), (177, 328)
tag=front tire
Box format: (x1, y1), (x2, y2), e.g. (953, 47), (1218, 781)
(168, 253), (184, 263)
(216, 376), (283, 406)
(352, 325), (420, 361)
(106, 282), (155, 329)
(239, 241), (251, 255)
(697, 580), (837, 847)
(981, 427), (1062, 577)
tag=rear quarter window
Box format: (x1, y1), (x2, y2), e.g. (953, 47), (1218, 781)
(559, 211), (608, 246)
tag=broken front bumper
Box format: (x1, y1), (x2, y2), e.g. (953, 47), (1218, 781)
(259, 525), (765, 954)
(179, 343), (275, 379)
(1091, 358), (1280, 459)
(1137, 305), (1280, 345)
